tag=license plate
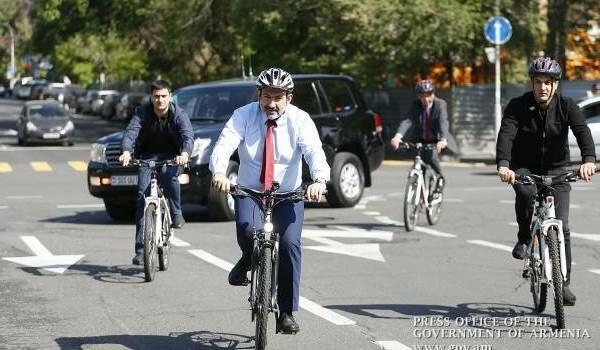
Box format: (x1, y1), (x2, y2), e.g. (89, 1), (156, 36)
(111, 175), (138, 186)
(43, 132), (60, 139)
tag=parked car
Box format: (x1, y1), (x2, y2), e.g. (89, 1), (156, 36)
(90, 90), (120, 115)
(115, 92), (149, 122)
(568, 95), (600, 160)
(100, 92), (124, 120)
(87, 74), (385, 221)
(16, 100), (75, 146)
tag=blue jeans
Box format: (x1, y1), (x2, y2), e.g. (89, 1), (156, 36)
(234, 196), (304, 313)
(134, 161), (182, 254)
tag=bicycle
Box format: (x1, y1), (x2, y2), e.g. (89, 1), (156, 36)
(517, 171), (579, 329)
(400, 142), (443, 231)
(131, 158), (179, 282)
(230, 182), (306, 350)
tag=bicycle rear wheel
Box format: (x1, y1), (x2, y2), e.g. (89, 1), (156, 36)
(530, 234), (547, 313)
(547, 228), (565, 329)
(143, 203), (158, 282)
(426, 175), (442, 225)
(403, 175), (419, 231)
(255, 246), (272, 350)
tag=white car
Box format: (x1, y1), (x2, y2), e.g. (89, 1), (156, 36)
(568, 95), (600, 161)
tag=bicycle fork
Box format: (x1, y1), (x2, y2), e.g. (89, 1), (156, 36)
(263, 210), (280, 318)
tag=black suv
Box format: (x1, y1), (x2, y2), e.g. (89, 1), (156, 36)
(87, 74), (385, 221)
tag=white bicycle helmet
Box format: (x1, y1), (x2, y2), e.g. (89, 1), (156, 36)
(256, 67), (294, 92)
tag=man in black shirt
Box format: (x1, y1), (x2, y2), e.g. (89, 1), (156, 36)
(496, 57), (596, 306)
(119, 80), (194, 265)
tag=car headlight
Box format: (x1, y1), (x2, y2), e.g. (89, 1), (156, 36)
(64, 120), (74, 132)
(90, 143), (107, 163)
(26, 121), (38, 132)
(190, 138), (212, 164)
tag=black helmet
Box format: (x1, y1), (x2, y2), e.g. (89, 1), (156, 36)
(528, 57), (562, 80)
(415, 79), (434, 94)
(256, 67), (294, 92)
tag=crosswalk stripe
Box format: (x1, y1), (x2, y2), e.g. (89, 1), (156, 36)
(30, 161), (52, 172)
(0, 162), (12, 173)
(68, 161), (87, 171)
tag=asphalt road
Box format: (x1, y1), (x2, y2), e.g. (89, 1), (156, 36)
(0, 98), (599, 350)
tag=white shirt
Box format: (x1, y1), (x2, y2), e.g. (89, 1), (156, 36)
(209, 102), (330, 192)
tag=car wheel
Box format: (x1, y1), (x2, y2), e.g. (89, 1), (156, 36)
(208, 160), (239, 221)
(327, 152), (365, 208)
(104, 199), (136, 222)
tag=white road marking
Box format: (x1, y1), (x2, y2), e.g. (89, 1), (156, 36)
(303, 227), (393, 262)
(57, 204), (104, 209)
(6, 195), (42, 199)
(188, 249), (356, 325)
(500, 200), (580, 208)
(589, 269), (600, 275)
(509, 222), (600, 242)
(354, 204), (366, 210)
(169, 236), (191, 247)
(0, 205), (7, 209)
(375, 340), (412, 350)
(415, 226), (457, 238)
(467, 240), (512, 252)
(3, 236), (84, 274)
(363, 211), (381, 216)
(375, 216), (402, 226)
(443, 198), (465, 203)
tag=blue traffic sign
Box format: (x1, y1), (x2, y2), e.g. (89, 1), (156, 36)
(484, 16), (512, 45)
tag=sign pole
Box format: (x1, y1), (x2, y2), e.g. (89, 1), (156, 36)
(494, 24), (501, 139)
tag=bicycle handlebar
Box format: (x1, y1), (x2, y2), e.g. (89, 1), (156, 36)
(129, 158), (185, 168)
(514, 171), (580, 186)
(398, 142), (436, 151)
(230, 185), (307, 202)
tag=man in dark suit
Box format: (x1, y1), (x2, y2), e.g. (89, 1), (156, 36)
(390, 79), (449, 193)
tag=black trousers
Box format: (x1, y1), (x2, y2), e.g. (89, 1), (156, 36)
(513, 168), (572, 284)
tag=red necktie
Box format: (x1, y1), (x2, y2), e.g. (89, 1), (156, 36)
(424, 107), (431, 141)
(260, 119), (277, 191)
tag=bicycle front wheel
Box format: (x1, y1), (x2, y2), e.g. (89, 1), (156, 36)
(547, 228), (565, 329)
(530, 234), (547, 313)
(403, 175), (419, 231)
(255, 246), (272, 350)
(143, 203), (158, 282)
(158, 209), (170, 271)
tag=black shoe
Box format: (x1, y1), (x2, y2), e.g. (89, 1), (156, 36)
(276, 313), (300, 334)
(132, 253), (143, 265)
(172, 214), (185, 229)
(435, 177), (445, 193)
(228, 256), (250, 286)
(512, 241), (528, 260)
(563, 286), (576, 306)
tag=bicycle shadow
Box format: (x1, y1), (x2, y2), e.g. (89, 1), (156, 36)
(328, 302), (557, 331)
(55, 331), (254, 350)
(20, 263), (145, 283)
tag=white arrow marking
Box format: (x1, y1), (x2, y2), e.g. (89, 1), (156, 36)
(2, 236), (84, 274)
(302, 227), (393, 262)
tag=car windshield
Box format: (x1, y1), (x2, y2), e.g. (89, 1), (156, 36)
(28, 104), (67, 118)
(173, 85), (256, 121)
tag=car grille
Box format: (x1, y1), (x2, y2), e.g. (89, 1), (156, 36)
(105, 143), (122, 166)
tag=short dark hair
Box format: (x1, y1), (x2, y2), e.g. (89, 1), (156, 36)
(151, 79), (172, 93)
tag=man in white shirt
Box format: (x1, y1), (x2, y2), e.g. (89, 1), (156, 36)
(209, 67), (329, 334)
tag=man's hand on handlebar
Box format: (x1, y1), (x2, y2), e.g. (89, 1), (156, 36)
(579, 162), (597, 182)
(498, 166), (516, 185)
(176, 152), (189, 166)
(211, 173), (230, 193)
(119, 151), (131, 166)
(306, 181), (327, 202)
(390, 136), (402, 150)
(436, 139), (448, 153)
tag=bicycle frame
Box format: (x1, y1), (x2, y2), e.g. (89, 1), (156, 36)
(407, 144), (440, 209)
(140, 160), (174, 246)
(528, 189), (568, 283)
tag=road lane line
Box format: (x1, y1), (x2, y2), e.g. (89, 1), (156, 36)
(57, 204), (104, 209)
(0, 205), (7, 209)
(6, 195), (42, 199)
(589, 269), (600, 275)
(22, 236), (53, 256)
(169, 236), (191, 247)
(31, 161), (52, 172)
(415, 226), (457, 238)
(467, 240), (512, 252)
(299, 297), (356, 326)
(0, 162), (12, 173)
(188, 249), (356, 326)
(363, 211), (381, 216)
(375, 340), (412, 350)
(68, 161), (87, 171)
(510, 222), (600, 242)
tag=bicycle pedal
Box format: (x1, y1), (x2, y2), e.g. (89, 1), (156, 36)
(522, 269), (530, 279)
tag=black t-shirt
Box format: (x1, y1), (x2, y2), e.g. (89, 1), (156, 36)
(136, 109), (179, 157)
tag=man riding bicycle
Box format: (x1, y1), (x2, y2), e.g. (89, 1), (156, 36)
(496, 57), (596, 306)
(209, 67), (329, 334)
(390, 79), (449, 195)
(119, 80), (194, 265)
